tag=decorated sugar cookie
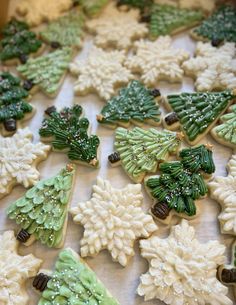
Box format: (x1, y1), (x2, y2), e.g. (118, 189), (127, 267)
(16, 0), (73, 27)
(182, 42), (236, 91)
(0, 128), (50, 199)
(79, 0), (109, 17)
(0, 230), (42, 305)
(163, 90), (236, 145)
(192, 5), (236, 45)
(40, 11), (85, 49)
(70, 46), (133, 100)
(145, 144), (215, 223)
(39, 105), (100, 168)
(0, 72), (34, 136)
(154, 0), (216, 13)
(209, 155), (236, 236)
(7, 164), (75, 248)
(17, 47), (73, 97)
(125, 36), (189, 86)
(70, 177), (157, 266)
(86, 2), (148, 50)
(211, 104), (236, 149)
(97, 80), (161, 128)
(0, 19), (43, 65)
(33, 248), (120, 304)
(138, 220), (231, 305)
(108, 127), (183, 183)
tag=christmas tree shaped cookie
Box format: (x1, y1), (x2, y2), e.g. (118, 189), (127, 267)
(79, 0), (109, 17)
(163, 90), (236, 145)
(0, 128), (50, 199)
(145, 144), (215, 223)
(17, 47), (73, 97)
(108, 127), (183, 183)
(192, 5), (236, 45)
(0, 19), (43, 65)
(33, 248), (120, 304)
(211, 104), (236, 149)
(0, 231), (42, 305)
(39, 105), (100, 167)
(7, 164), (75, 248)
(97, 80), (161, 128)
(0, 72), (34, 135)
(40, 11), (85, 49)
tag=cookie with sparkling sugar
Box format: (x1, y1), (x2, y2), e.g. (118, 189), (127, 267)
(163, 90), (236, 145)
(154, 0), (216, 13)
(138, 219), (232, 305)
(70, 46), (133, 100)
(125, 36), (189, 86)
(70, 177), (157, 266)
(39, 105), (100, 168)
(17, 47), (73, 98)
(33, 248), (120, 305)
(108, 127), (183, 183)
(97, 80), (161, 128)
(182, 42), (236, 91)
(209, 155), (236, 236)
(86, 2), (148, 50)
(7, 164), (75, 248)
(0, 128), (50, 199)
(211, 104), (236, 149)
(0, 230), (42, 305)
(16, 0), (73, 27)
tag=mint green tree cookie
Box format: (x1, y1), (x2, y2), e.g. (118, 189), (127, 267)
(78, 0), (109, 16)
(7, 164), (75, 248)
(33, 248), (120, 305)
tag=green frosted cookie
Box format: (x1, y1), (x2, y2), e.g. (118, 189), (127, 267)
(78, 0), (109, 16)
(116, 0), (153, 10)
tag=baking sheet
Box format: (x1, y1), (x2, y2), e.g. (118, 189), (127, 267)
(1, 1), (235, 304)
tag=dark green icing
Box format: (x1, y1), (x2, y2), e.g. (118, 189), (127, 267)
(40, 12), (84, 48)
(193, 5), (236, 43)
(167, 90), (235, 142)
(0, 19), (42, 62)
(0, 72), (33, 131)
(39, 105), (100, 167)
(97, 80), (161, 127)
(117, 0), (153, 10)
(7, 165), (75, 248)
(146, 145), (215, 217)
(149, 4), (203, 38)
(213, 104), (236, 147)
(79, 0), (109, 16)
(38, 248), (120, 305)
(17, 47), (72, 96)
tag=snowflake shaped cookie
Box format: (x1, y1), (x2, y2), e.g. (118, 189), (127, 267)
(209, 155), (236, 236)
(86, 3), (148, 50)
(183, 42), (236, 91)
(0, 231), (42, 305)
(125, 36), (189, 86)
(154, 0), (215, 12)
(16, 0), (73, 27)
(138, 220), (232, 305)
(70, 177), (157, 266)
(0, 128), (50, 198)
(70, 47), (133, 100)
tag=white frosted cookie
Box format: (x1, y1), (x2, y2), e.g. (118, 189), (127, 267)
(138, 220), (232, 305)
(16, 0), (73, 27)
(182, 42), (236, 91)
(154, 0), (215, 12)
(209, 155), (236, 236)
(125, 36), (189, 86)
(86, 2), (148, 50)
(0, 231), (42, 305)
(0, 128), (50, 199)
(70, 177), (157, 266)
(70, 46), (133, 100)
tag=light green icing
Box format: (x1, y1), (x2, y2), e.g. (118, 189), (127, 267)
(17, 47), (72, 96)
(149, 4), (203, 38)
(40, 12), (84, 48)
(213, 104), (236, 147)
(7, 166), (75, 248)
(38, 248), (120, 305)
(79, 0), (109, 16)
(97, 80), (161, 127)
(115, 127), (181, 182)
